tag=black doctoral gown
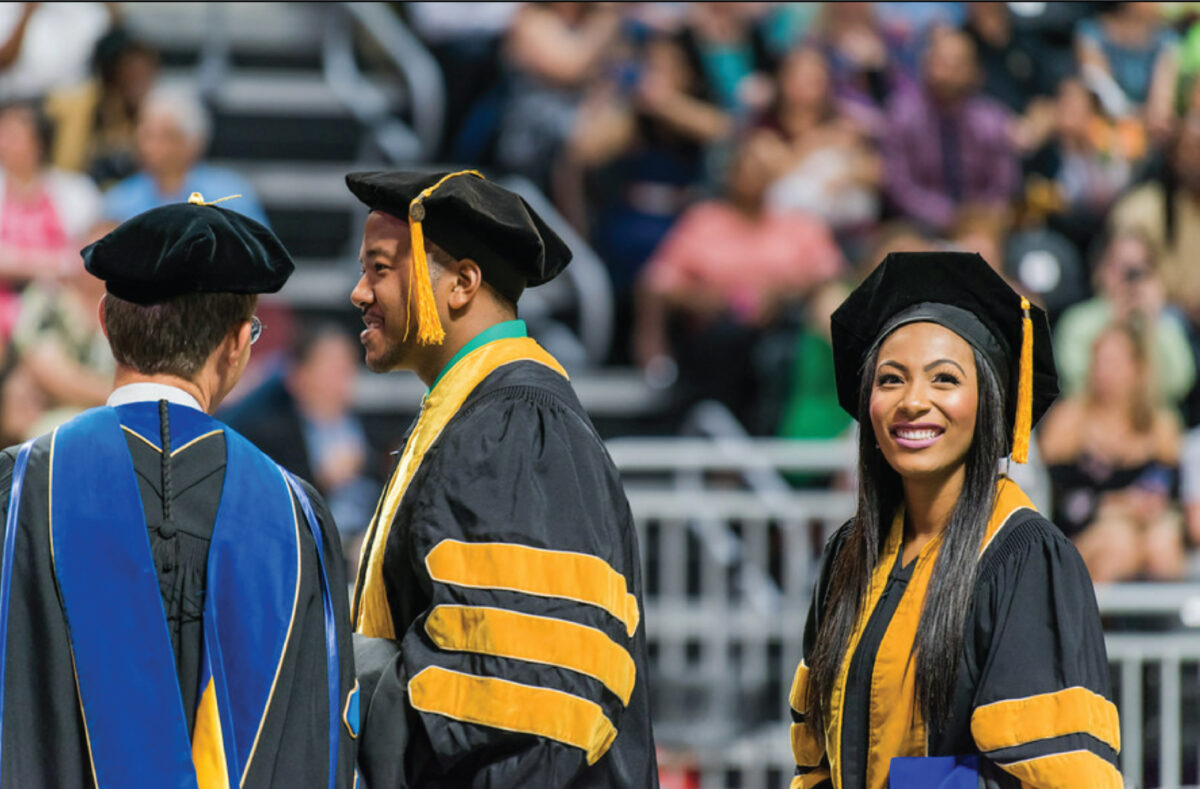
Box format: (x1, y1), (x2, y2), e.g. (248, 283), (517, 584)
(0, 404), (358, 788)
(353, 342), (659, 789)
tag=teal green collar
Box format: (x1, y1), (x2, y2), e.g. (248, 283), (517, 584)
(430, 320), (527, 392)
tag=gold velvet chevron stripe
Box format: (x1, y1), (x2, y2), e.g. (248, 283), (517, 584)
(408, 666), (618, 765)
(425, 540), (641, 638)
(424, 604), (636, 705)
(997, 749), (1123, 788)
(971, 686), (1121, 754)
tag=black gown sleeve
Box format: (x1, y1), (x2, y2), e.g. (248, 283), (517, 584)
(397, 394), (651, 788)
(787, 526), (848, 789)
(967, 519), (1121, 788)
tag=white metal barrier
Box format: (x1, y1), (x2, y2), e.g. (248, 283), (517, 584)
(613, 436), (1200, 789)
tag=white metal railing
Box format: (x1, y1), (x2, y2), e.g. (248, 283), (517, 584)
(616, 436), (1200, 788)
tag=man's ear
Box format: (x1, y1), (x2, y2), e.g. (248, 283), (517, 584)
(447, 257), (484, 311)
(97, 294), (108, 340)
(225, 319), (253, 367)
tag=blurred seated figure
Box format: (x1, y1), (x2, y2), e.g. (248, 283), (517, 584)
(883, 25), (1018, 233)
(1054, 228), (1194, 406)
(1040, 321), (1185, 582)
(102, 86), (267, 225)
(0, 351), (45, 445)
(1023, 76), (1146, 253)
(10, 220), (115, 422)
(674, 2), (777, 120)
(225, 323), (379, 568)
(776, 279), (852, 443)
(807, 2), (915, 140)
(495, 2), (622, 193)
(1075, 1), (1178, 140)
(759, 46), (881, 235)
(0, 101), (101, 335)
(633, 134), (842, 424)
(45, 28), (160, 186)
(1109, 112), (1200, 324)
(0, 2), (110, 101)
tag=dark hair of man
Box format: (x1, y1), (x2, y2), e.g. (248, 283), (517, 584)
(288, 320), (351, 367)
(805, 339), (1007, 737)
(104, 291), (256, 378)
(426, 243), (518, 319)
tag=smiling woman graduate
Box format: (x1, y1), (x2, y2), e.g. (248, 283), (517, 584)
(787, 252), (1120, 789)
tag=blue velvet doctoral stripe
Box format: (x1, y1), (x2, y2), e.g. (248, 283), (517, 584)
(0, 439), (35, 787)
(205, 424), (301, 782)
(51, 407), (197, 788)
(284, 469), (342, 789)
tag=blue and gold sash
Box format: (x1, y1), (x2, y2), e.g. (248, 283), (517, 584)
(34, 404), (342, 788)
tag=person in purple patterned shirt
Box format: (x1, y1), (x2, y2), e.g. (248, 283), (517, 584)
(883, 25), (1018, 233)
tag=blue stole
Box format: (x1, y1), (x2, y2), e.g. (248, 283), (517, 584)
(10, 403), (343, 788)
(890, 755), (979, 788)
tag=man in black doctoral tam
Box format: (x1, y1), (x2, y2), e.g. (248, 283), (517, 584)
(0, 194), (357, 788)
(345, 170), (659, 788)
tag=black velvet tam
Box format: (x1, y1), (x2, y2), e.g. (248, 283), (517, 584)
(831, 251), (1058, 429)
(345, 170), (572, 303)
(82, 202), (294, 305)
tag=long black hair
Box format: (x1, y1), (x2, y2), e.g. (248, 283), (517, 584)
(805, 335), (1008, 737)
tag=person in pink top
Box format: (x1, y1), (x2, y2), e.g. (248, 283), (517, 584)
(633, 134), (844, 424)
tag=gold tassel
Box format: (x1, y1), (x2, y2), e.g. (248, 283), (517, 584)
(187, 192), (242, 206)
(405, 169), (485, 346)
(1011, 297), (1034, 464)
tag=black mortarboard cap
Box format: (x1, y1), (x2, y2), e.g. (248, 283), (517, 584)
(82, 194), (294, 305)
(345, 169), (573, 306)
(831, 251), (1058, 462)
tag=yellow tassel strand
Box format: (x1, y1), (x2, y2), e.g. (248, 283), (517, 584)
(1011, 296), (1034, 464)
(405, 169), (486, 346)
(187, 192), (242, 206)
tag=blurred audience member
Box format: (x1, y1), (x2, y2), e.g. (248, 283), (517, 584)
(1076, 1), (1179, 138)
(1023, 77), (1147, 252)
(808, 2), (913, 139)
(883, 25), (1018, 233)
(963, 2), (1043, 114)
(759, 46), (882, 234)
(225, 323), (379, 562)
(855, 220), (931, 276)
(103, 86), (267, 225)
(1040, 321), (1185, 582)
(46, 28), (160, 185)
(0, 352), (44, 445)
(1109, 113), (1200, 323)
(10, 220), (114, 419)
(675, 2), (777, 119)
(1054, 228), (1194, 406)
(0, 101), (101, 335)
(633, 135), (842, 421)
(776, 279), (852, 442)
(496, 2), (622, 193)
(0, 2), (110, 101)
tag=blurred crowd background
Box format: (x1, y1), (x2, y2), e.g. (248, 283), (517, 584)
(0, 1), (1200, 587)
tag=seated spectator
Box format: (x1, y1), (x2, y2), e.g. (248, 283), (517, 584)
(10, 220), (114, 420)
(45, 28), (160, 186)
(1054, 228), (1194, 406)
(808, 2), (915, 139)
(633, 135), (842, 422)
(495, 2), (622, 194)
(1040, 321), (1185, 582)
(0, 101), (101, 335)
(1023, 76), (1147, 253)
(776, 279), (852, 443)
(1109, 112), (1200, 323)
(0, 2), (110, 101)
(883, 25), (1018, 233)
(102, 86), (267, 225)
(1076, 1), (1178, 139)
(224, 323), (379, 571)
(0, 351), (45, 445)
(963, 2), (1043, 114)
(759, 45), (882, 235)
(675, 2), (777, 120)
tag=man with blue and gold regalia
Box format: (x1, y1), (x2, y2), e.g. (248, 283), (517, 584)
(0, 195), (357, 788)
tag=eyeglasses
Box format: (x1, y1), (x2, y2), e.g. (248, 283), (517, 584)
(250, 315), (265, 344)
